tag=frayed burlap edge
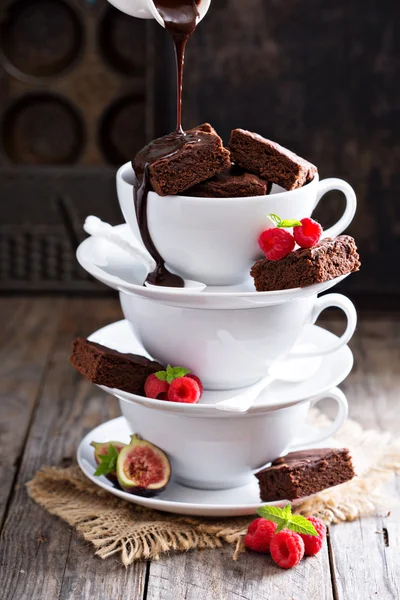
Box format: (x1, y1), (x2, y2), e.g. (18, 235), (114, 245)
(27, 412), (400, 565)
(27, 466), (250, 563)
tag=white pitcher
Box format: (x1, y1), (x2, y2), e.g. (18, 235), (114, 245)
(107, 0), (211, 27)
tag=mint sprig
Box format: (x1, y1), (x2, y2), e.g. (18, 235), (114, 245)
(94, 444), (119, 477)
(155, 364), (191, 384)
(269, 213), (302, 229)
(257, 503), (318, 536)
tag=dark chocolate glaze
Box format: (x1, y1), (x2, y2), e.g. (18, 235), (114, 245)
(154, 0), (201, 132)
(132, 0), (202, 287)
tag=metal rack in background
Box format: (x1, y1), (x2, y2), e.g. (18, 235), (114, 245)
(0, 0), (166, 292)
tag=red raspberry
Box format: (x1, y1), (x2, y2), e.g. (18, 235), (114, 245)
(168, 376), (200, 403)
(144, 374), (169, 400)
(300, 516), (326, 556)
(185, 374), (204, 395)
(258, 228), (295, 261)
(270, 530), (305, 569)
(244, 518), (277, 553)
(293, 218), (322, 248)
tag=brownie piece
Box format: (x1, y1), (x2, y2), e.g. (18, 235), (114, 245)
(183, 166), (270, 198)
(256, 448), (355, 501)
(251, 235), (360, 292)
(133, 123), (231, 197)
(229, 128), (317, 190)
(70, 338), (164, 395)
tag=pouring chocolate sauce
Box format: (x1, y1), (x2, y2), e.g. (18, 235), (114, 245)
(133, 0), (202, 287)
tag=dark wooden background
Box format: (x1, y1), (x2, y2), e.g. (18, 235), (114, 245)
(0, 0), (399, 301)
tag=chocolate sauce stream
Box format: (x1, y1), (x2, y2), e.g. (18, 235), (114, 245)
(133, 0), (202, 287)
(154, 0), (200, 132)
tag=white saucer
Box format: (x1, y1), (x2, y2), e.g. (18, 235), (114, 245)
(89, 320), (353, 415)
(77, 224), (350, 310)
(77, 416), (334, 517)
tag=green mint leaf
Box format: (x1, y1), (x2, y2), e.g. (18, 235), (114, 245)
(155, 370), (168, 382)
(257, 503), (317, 536)
(257, 505), (289, 531)
(289, 515), (318, 536)
(94, 444), (119, 477)
(166, 365), (174, 384)
(161, 364), (191, 384)
(275, 521), (289, 534)
(279, 219), (302, 228)
(171, 366), (191, 379)
(155, 366), (191, 384)
(268, 213), (282, 227)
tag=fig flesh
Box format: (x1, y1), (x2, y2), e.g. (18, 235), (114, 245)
(117, 434), (171, 497)
(91, 441), (126, 483)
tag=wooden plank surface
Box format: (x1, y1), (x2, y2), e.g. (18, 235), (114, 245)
(146, 543), (333, 600)
(0, 297), (64, 525)
(327, 315), (400, 600)
(0, 299), (399, 600)
(0, 298), (147, 600)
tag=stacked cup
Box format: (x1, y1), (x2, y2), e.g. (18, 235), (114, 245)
(77, 161), (358, 492)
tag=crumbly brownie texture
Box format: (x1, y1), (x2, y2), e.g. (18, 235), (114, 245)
(183, 166), (270, 198)
(70, 338), (164, 395)
(135, 124), (231, 197)
(190, 122), (217, 135)
(229, 128), (317, 191)
(256, 448), (355, 501)
(251, 235), (360, 292)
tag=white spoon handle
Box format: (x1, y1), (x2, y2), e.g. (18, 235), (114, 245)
(215, 375), (274, 413)
(84, 216), (155, 271)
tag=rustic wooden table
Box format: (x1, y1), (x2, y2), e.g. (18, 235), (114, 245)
(1, 297), (399, 600)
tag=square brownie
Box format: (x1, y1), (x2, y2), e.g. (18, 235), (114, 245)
(70, 338), (164, 395)
(183, 166), (270, 198)
(256, 448), (355, 501)
(251, 235), (360, 292)
(133, 124), (231, 197)
(229, 128), (317, 190)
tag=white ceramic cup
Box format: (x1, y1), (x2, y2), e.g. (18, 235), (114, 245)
(118, 387), (348, 490)
(120, 291), (357, 390)
(117, 163), (357, 285)
(107, 0), (211, 26)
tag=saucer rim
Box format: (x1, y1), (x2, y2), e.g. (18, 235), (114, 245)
(76, 224), (350, 303)
(77, 416), (321, 516)
(88, 320), (354, 416)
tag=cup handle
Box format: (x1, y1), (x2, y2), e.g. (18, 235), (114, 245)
(252, 387), (348, 475)
(316, 178), (357, 238)
(288, 387), (348, 449)
(291, 293), (357, 357)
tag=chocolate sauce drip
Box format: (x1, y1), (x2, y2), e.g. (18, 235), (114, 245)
(133, 132), (200, 287)
(132, 0), (202, 287)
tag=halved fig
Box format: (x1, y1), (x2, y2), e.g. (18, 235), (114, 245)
(91, 441), (126, 484)
(117, 434), (171, 496)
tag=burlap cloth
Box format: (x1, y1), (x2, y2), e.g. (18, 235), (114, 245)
(27, 410), (400, 565)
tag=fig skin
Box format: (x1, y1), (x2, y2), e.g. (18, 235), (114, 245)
(117, 434), (171, 497)
(91, 441), (126, 484)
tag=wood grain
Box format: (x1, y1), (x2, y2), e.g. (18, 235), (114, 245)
(325, 314), (400, 599)
(58, 537), (148, 600)
(146, 543), (333, 600)
(0, 299), (145, 600)
(0, 297), (63, 525)
(1, 300), (399, 600)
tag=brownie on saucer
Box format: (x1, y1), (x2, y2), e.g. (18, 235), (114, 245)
(70, 338), (163, 395)
(229, 128), (317, 190)
(183, 166), (270, 198)
(256, 448), (355, 501)
(133, 123), (231, 197)
(251, 235), (360, 292)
